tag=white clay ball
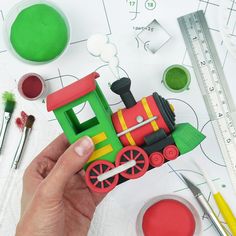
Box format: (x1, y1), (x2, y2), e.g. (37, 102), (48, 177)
(87, 34), (108, 57)
(100, 43), (117, 62)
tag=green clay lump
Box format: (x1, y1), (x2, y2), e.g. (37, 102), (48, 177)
(10, 4), (69, 62)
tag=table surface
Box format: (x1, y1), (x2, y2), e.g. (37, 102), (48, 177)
(0, 0), (236, 235)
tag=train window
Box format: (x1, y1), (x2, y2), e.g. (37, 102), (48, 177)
(65, 102), (99, 134)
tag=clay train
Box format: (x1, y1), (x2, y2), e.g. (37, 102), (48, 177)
(47, 72), (205, 193)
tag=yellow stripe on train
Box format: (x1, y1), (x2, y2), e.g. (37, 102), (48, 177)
(117, 110), (136, 145)
(141, 97), (159, 131)
(92, 132), (107, 145)
(88, 144), (113, 163)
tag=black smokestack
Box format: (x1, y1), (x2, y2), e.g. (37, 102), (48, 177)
(110, 77), (137, 109)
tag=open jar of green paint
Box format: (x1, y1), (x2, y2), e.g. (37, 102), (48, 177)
(4, 0), (70, 64)
(163, 65), (191, 93)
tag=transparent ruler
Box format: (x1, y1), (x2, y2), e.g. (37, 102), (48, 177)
(178, 10), (236, 193)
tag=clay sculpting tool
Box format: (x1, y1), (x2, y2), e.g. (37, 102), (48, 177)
(12, 115), (35, 169)
(194, 162), (236, 235)
(181, 174), (229, 236)
(178, 11), (236, 193)
(0, 92), (16, 153)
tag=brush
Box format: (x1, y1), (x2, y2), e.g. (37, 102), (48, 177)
(0, 115), (35, 227)
(11, 115), (35, 169)
(0, 92), (16, 153)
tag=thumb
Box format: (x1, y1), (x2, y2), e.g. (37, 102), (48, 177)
(39, 136), (94, 199)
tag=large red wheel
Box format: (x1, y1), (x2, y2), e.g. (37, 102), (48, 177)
(149, 152), (165, 167)
(163, 145), (179, 160)
(115, 146), (149, 179)
(85, 160), (119, 193)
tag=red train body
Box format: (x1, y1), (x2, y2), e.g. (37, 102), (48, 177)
(112, 93), (175, 147)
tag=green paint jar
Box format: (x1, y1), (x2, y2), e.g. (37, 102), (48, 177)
(5, 0), (70, 64)
(162, 65), (191, 93)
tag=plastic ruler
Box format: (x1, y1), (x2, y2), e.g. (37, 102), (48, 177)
(178, 10), (236, 193)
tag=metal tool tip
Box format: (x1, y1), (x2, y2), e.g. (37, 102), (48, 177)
(180, 173), (188, 182)
(181, 174), (201, 197)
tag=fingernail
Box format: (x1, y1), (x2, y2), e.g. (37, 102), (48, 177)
(74, 136), (94, 157)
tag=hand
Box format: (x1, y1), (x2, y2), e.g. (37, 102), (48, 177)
(16, 135), (106, 236)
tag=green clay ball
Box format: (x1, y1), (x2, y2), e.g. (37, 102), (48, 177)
(10, 4), (69, 62)
(163, 65), (191, 92)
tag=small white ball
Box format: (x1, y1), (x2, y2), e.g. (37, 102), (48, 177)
(87, 34), (108, 57)
(100, 43), (117, 62)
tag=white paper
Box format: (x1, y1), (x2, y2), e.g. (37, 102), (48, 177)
(0, 0), (236, 235)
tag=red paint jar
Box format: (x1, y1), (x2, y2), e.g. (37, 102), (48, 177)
(18, 73), (46, 100)
(136, 195), (202, 236)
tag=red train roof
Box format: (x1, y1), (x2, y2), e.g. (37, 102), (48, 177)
(47, 72), (100, 111)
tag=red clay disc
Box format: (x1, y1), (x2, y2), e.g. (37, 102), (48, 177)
(142, 199), (196, 236)
(163, 145), (179, 160)
(149, 152), (165, 167)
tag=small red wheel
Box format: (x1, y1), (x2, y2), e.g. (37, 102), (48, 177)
(115, 146), (149, 179)
(149, 152), (165, 167)
(85, 160), (119, 193)
(163, 145), (179, 160)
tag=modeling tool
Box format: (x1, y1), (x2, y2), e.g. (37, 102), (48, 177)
(0, 92), (16, 153)
(0, 115), (35, 227)
(194, 161), (236, 235)
(12, 115), (35, 169)
(178, 11), (236, 193)
(181, 174), (229, 236)
(0, 167), (18, 227)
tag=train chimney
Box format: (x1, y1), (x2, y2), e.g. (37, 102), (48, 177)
(110, 77), (137, 109)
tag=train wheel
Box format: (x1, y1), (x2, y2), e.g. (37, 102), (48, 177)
(85, 160), (119, 193)
(163, 145), (179, 160)
(149, 152), (165, 167)
(115, 146), (149, 179)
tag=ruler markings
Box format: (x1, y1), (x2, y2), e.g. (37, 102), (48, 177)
(178, 11), (236, 193)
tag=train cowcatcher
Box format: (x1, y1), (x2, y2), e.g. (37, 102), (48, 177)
(46, 72), (205, 193)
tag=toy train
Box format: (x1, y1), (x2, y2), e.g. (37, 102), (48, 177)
(47, 72), (205, 193)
